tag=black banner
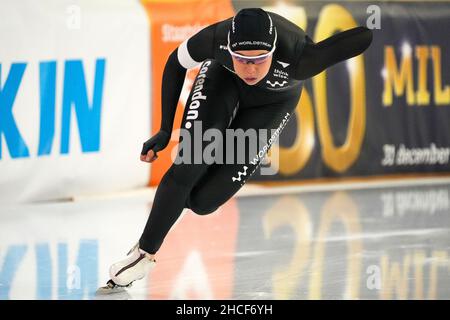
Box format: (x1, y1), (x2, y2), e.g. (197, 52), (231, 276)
(229, 1), (450, 181)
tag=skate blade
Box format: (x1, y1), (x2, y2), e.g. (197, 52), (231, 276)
(95, 280), (132, 295)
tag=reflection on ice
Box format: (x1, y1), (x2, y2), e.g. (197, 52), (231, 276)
(0, 182), (449, 299)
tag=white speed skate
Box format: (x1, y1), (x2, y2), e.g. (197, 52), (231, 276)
(96, 243), (156, 295)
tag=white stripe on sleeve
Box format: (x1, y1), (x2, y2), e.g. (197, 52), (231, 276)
(177, 39), (201, 69)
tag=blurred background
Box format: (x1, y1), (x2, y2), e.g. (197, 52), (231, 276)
(0, 0), (449, 300)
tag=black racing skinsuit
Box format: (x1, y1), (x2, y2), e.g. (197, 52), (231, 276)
(139, 12), (373, 254)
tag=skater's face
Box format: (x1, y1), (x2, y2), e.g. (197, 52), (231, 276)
(231, 49), (272, 85)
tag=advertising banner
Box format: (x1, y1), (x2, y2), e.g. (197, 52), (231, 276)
(146, 1), (450, 185)
(234, 1), (450, 181)
(0, 0), (151, 203)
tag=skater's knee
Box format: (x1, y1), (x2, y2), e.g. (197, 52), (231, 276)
(186, 193), (218, 215)
(191, 204), (218, 215)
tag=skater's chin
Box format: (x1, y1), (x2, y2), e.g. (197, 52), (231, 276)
(243, 77), (259, 85)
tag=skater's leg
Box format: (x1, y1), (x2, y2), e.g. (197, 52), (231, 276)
(187, 89), (302, 215)
(139, 60), (239, 254)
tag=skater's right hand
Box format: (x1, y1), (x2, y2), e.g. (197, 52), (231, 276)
(140, 130), (170, 163)
(140, 149), (158, 163)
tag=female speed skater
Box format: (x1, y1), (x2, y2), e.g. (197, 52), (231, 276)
(98, 7), (373, 292)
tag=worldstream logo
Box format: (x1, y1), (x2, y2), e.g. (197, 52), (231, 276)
(0, 59), (106, 159)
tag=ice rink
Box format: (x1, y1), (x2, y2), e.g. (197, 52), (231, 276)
(1, 178), (449, 300)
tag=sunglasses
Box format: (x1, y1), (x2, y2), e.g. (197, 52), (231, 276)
(228, 49), (273, 64)
(227, 29), (277, 65)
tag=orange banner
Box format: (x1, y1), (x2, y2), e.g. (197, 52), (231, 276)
(140, 0), (235, 185)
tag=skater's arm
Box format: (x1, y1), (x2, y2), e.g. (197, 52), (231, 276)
(159, 50), (187, 135)
(159, 23), (217, 135)
(293, 26), (373, 80)
(141, 24), (217, 161)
